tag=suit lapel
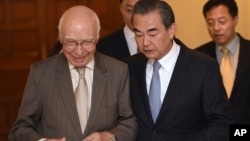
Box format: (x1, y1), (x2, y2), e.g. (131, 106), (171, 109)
(156, 46), (192, 125)
(83, 53), (107, 136)
(134, 51), (193, 126)
(232, 36), (250, 97)
(131, 54), (155, 127)
(207, 43), (217, 59)
(56, 54), (82, 135)
(139, 60), (154, 125)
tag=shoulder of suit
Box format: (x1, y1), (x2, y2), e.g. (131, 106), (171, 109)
(98, 28), (124, 42)
(123, 53), (147, 65)
(196, 41), (214, 49)
(32, 54), (65, 69)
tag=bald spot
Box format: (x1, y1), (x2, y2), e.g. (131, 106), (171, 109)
(58, 5), (100, 39)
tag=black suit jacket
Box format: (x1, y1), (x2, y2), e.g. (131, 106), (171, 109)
(96, 27), (131, 61)
(196, 34), (250, 124)
(124, 43), (232, 141)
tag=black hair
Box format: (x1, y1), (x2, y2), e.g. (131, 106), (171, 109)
(131, 0), (175, 30)
(203, 0), (238, 18)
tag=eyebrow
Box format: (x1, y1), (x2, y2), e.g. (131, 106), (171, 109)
(64, 38), (95, 41)
(134, 27), (158, 33)
(134, 28), (140, 33)
(207, 16), (226, 20)
(147, 28), (158, 32)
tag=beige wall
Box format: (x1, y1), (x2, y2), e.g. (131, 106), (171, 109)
(165, 0), (250, 48)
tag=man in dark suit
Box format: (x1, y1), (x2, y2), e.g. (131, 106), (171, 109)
(96, 0), (139, 60)
(124, 1), (232, 141)
(9, 5), (137, 141)
(196, 0), (250, 124)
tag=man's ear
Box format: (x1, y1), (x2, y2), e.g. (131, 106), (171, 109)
(168, 23), (176, 39)
(233, 16), (238, 26)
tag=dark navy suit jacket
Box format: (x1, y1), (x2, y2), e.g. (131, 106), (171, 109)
(97, 27), (130, 61)
(124, 42), (232, 141)
(196, 33), (250, 124)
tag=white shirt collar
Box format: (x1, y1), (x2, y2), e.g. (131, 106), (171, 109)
(148, 40), (180, 72)
(124, 25), (135, 39)
(123, 25), (138, 55)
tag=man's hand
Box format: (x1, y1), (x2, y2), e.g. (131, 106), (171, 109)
(83, 131), (113, 141)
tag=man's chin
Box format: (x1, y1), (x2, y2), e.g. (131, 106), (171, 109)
(70, 61), (86, 68)
(213, 38), (225, 45)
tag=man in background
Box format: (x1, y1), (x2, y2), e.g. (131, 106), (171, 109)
(96, 0), (139, 60)
(196, 0), (250, 124)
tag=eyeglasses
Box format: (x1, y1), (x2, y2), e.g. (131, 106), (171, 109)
(62, 38), (97, 50)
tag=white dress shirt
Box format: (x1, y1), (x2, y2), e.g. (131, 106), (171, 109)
(146, 41), (180, 103)
(69, 57), (94, 117)
(124, 25), (138, 55)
